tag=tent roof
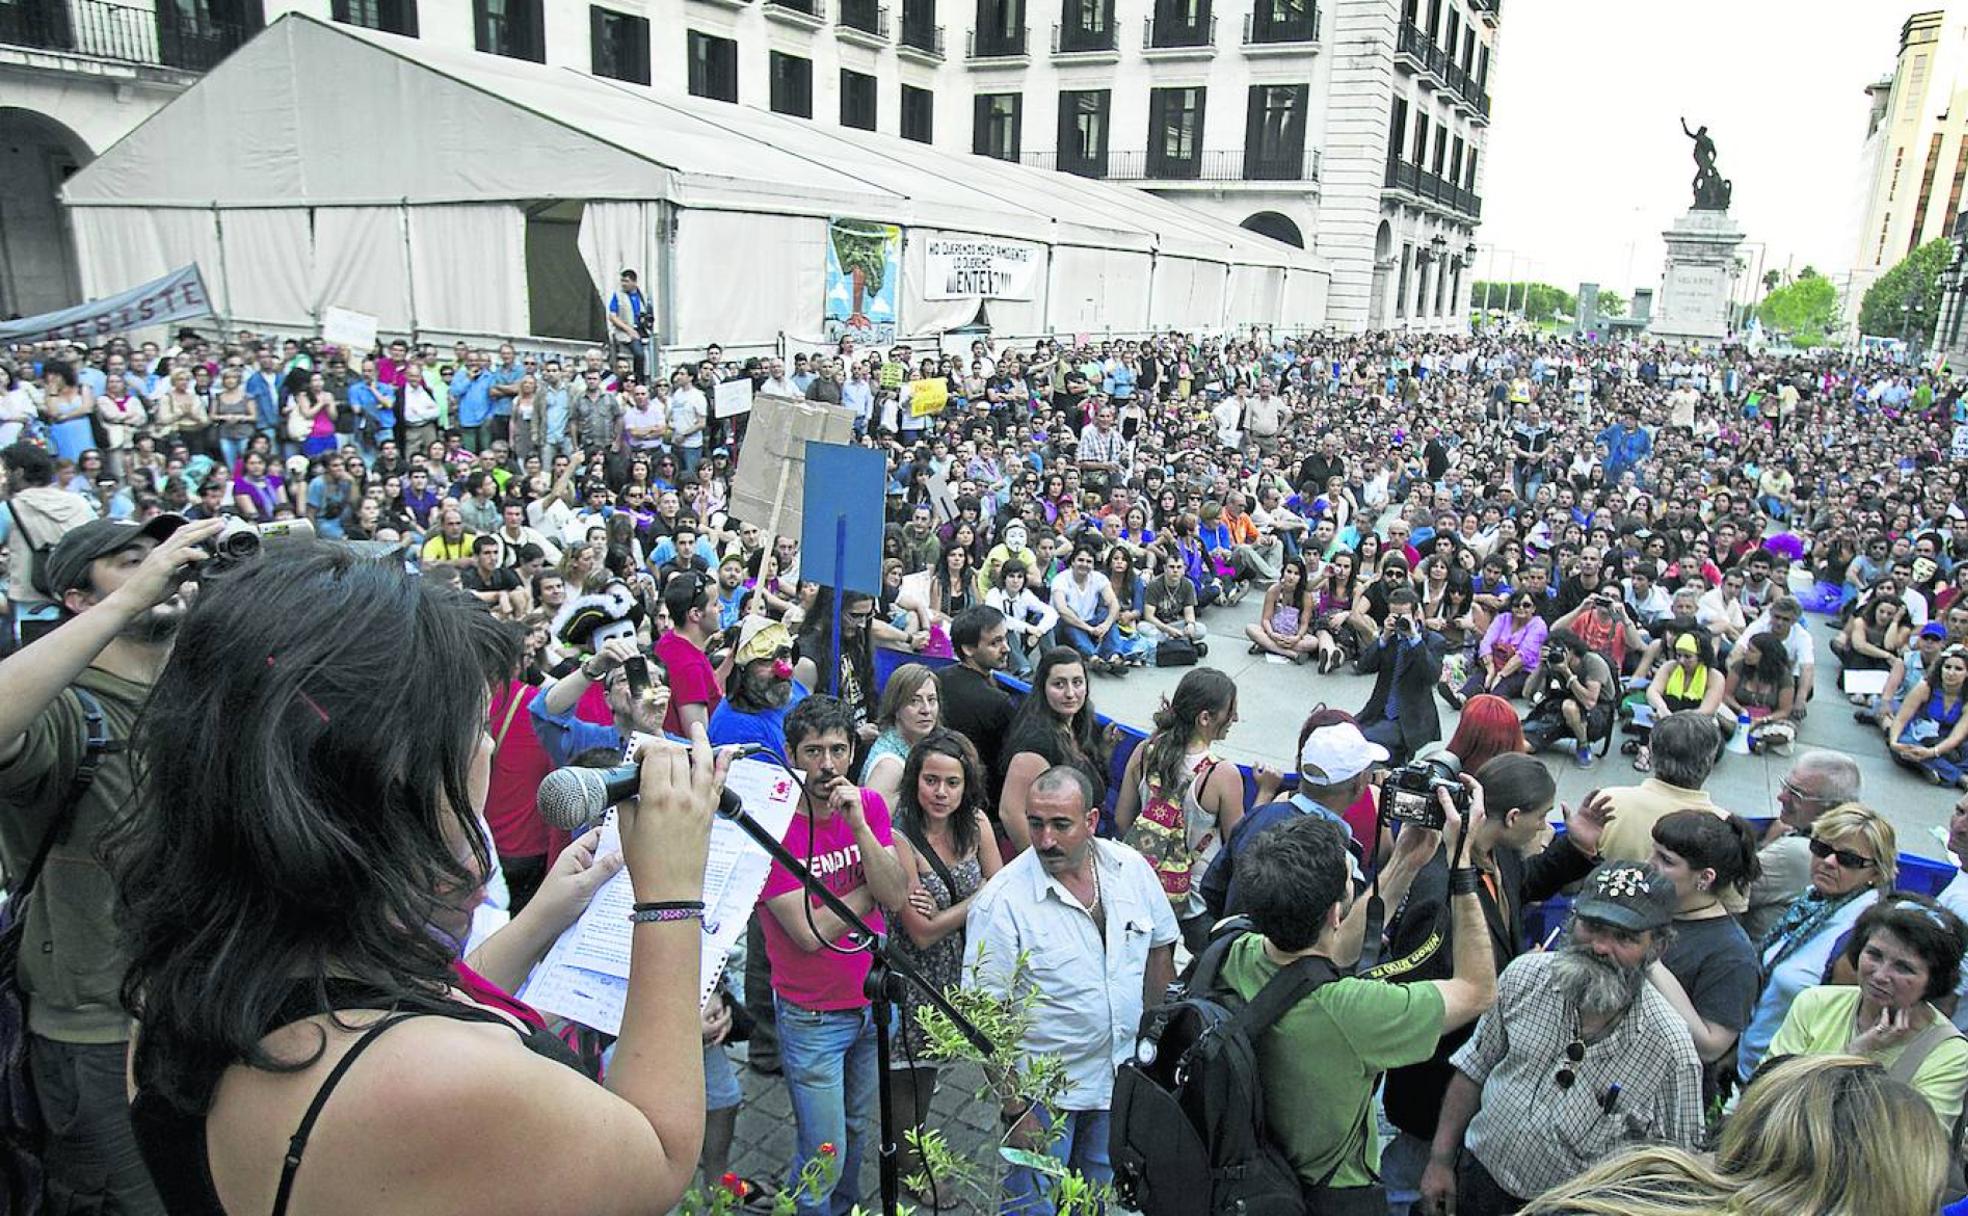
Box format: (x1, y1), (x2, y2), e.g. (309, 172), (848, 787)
(65, 12), (1323, 270)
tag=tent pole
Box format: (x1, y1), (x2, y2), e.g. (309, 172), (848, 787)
(210, 203), (234, 334)
(656, 200), (676, 375)
(400, 200), (419, 343)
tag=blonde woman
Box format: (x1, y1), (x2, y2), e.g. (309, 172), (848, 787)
(151, 366), (209, 452)
(1737, 802), (1896, 1082)
(860, 663), (942, 812)
(1521, 1054), (1946, 1216)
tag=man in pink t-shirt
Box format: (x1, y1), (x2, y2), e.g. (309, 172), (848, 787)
(656, 571), (724, 735)
(758, 695), (910, 1215)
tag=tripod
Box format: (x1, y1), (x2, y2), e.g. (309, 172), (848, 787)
(718, 794), (994, 1216)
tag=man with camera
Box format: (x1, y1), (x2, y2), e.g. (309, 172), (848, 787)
(1358, 584), (1446, 765)
(0, 513), (223, 1214)
(1521, 627), (1614, 768)
(1368, 755), (1613, 1213)
(1212, 796), (1496, 1211)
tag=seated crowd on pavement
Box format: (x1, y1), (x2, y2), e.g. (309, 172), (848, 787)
(6, 314), (1968, 1216)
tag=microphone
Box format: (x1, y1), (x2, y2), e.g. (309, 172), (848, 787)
(535, 743), (767, 831)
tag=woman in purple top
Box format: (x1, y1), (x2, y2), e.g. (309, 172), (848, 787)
(231, 449), (284, 521)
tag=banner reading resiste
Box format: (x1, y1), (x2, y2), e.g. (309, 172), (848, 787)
(0, 265), (214, 345)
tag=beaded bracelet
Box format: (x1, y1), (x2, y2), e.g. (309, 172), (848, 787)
(629, 900), (706, 924)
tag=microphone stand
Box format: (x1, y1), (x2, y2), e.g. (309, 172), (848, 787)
(717, 794), (995, 1216)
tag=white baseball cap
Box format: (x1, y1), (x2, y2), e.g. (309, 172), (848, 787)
(1298, 722), (1389, 784)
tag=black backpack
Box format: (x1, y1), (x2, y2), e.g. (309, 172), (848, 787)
(1109, 928), (1339, 1216)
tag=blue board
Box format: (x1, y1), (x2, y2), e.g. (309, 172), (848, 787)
(800, 442), (886, 595)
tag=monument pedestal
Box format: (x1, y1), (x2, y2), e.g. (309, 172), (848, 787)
(1651, 209), (1745, 342)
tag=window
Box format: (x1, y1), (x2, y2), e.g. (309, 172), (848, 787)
(841, 69), (878, 130)
(1058, 0), (1113, 51)
(472, 0), (542, 60)
(1249, 0), (1312, 42)
(1057, 89), (1110, 176)
(901, 84), (934, 142)
(1388, 97), (1408, 162)
(1464, 145), (1477, 189)
(1149, 0), (1208, 46)
(1945, 135), (1968, 236)
(1911, 131), (1946, 253)
(1424, 0), (1440, 40)
(974, 0), (1023, 53)
(331, 0), (417, 36)
(1244, 83), (1306, 179)
(770, 51), (813, 118)
(1431, 125), (1447, 175)
(1147, 85), (1204, 178)
(1476, 44), (1488, 87)
(1450, 134), (1463, 185)
(973, 92), (1021, 159)
(901, 0), (938, 50)
(1413, 112), (1428, 164)
(590, 6), (648, 84)
(155, 0), (263, 70)
(687, 30), (737, 101)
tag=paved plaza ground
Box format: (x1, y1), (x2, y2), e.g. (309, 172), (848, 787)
(713, 592), (1955, 1213)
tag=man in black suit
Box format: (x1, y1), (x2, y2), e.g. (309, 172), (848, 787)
(1357, 585), (1444, 764)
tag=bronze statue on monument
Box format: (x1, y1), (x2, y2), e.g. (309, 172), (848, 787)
(1680, 117), (1732, 211)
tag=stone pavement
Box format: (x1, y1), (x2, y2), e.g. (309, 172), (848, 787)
(1084, 593), (1961, 859)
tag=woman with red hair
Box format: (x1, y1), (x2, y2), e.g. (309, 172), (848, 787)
(1446, 693), (1531, 775)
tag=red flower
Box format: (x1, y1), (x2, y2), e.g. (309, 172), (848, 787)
(720, 1172), (744, 1196)
(818, 1141), (838, 1157)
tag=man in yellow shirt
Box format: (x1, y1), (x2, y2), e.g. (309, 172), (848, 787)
(420, 507), (477, 569)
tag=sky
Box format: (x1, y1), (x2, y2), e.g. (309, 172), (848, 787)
(1478, 0), (1911, 302)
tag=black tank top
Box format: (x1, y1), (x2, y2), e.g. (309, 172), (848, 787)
(129, 978), (586, 1216)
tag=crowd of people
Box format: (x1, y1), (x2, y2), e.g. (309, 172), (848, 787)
(3, 310), (1968, 1216)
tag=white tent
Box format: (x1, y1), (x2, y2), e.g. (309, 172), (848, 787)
(62, 13), (1329, 346)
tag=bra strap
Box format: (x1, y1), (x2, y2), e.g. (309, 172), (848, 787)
(269, 1013), (420, 1216)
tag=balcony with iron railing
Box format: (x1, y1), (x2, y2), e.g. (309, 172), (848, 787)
(1022, 147), (1319, 184)
(0, 0), (257, 72)
(763, 0), (827, 27)
(1383, 158), (1481, 219)
(966, 24), (1027, 59)
(836, 0), (888, 43)
(897, 11), (943, 58)
(1242, 5), (1317, 47)
(1052, 19), (1116, 54)
(1142, 12), (1213, 52)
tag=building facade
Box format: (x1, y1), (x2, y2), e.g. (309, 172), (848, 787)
(2, 0), (1496, 332)
(1844, 8), (1968, 338)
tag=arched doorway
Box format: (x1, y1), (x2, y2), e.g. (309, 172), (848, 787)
(1240, 211), (1304, 248)
(1368, 219), (1394, 330)
(0, 108), (90, 317)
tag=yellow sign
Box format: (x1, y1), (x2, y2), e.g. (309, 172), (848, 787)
(909, 377), (948, 417)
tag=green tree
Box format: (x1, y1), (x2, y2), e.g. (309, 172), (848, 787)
(1596, 290), (1628, 318)
(1858, 237), (1950, 339)
(1756, 268), (1839, 347)
(1762, 268), (1782, 292)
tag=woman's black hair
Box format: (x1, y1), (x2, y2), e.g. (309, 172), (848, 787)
(795, 586), (876, 714)
(112, 544), (517, 1111)
(1652, 809), (1763, 898)
(1744, 631), (1792, 685)
(895, 728), (985, 860)
(1012, 645), (1102, 761)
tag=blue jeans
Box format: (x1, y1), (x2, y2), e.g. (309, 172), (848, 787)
(1379, 1127), (1430, 1215)
(776, 997), (882, 1216)
(218, 434), (247, 471)
(678, 444), (703, 475)
(1058, 606), (1116, 660)
(1001, 1104), (1111, 1215)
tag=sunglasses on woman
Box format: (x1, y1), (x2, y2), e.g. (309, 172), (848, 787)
(1808, 838), (1875, 870)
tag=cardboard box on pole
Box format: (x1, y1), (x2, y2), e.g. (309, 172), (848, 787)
(727, 394), (859, 543)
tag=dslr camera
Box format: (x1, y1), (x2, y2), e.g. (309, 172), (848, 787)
(1380, 749), (1470, 831)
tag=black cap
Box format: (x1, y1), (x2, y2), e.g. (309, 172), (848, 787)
(44, 514), (186, 600)
(1572, 862), (1677, 934)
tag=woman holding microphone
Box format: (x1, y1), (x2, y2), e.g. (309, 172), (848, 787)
(113, 542), (726, 1216)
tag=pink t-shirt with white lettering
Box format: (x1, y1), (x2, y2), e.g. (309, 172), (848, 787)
(758, 788), (893, 1011)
